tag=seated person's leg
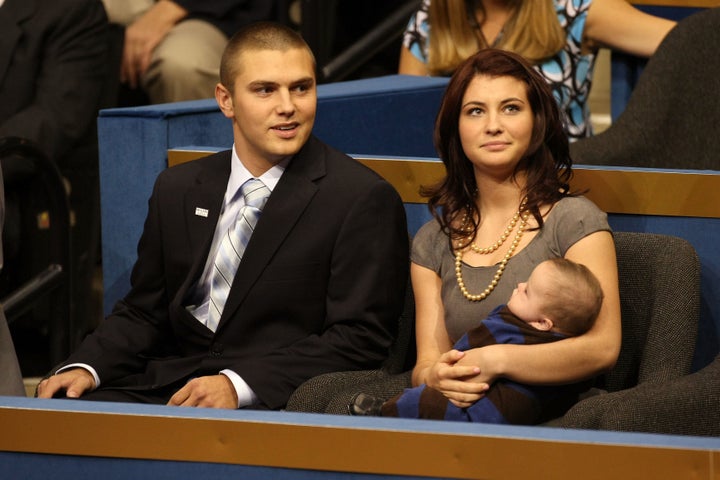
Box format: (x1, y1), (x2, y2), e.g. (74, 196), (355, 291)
(142, 19), (228, 103)
(77, 386), (175, 405)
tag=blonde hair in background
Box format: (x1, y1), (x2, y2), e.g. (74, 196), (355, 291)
(427, 0), (566, 75)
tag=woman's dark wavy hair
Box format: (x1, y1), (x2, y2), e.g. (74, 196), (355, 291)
(424, 48), (573, 247)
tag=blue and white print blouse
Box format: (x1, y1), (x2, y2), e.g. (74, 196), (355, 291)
(403, 0), (597, 141)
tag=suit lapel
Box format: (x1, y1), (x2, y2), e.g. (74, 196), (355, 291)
(184, 160), (228, 255)
(0, 0), (35, 88)
(217, 136), (327, 329)
(174, 151), (231, 309)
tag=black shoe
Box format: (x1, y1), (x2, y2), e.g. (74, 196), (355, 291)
(348, 393), (385, 416)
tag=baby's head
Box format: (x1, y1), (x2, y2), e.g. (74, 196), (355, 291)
(506, 258), (603, 336)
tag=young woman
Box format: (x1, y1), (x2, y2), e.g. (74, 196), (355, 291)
(409, 48), (621, 409)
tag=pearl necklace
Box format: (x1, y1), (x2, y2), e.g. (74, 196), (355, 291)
(455, 208), (529, 302)
(466, 200), (526, 255)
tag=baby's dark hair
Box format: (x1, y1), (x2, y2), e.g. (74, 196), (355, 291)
(542, 258), (604, 336)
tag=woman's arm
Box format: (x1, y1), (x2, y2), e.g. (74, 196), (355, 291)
(459, 230), (621, 385)
(584, 0), (676, 57)
(411, 263), (452, 386)
(412, 263), (488, 407)
(399, 46), (431, 75)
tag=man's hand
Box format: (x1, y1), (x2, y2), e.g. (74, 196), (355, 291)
(121, 0), (188, 88)
(167, 375), (238, 409)
(36, 368), (96, 399)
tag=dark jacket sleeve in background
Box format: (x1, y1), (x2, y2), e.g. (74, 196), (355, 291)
(0, 0), (109, 161)
(172, 0), (276, 37)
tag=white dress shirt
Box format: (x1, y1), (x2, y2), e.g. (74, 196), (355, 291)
(187, 146), (286, 407)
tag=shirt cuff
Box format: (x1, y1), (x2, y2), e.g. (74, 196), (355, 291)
(220, 369), (258, 408)
(57, 363), (101, 388)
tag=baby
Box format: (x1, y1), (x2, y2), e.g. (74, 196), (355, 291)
(351, 257), (604, 424)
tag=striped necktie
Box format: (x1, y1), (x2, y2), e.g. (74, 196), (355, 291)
(207, 178), (270, 331)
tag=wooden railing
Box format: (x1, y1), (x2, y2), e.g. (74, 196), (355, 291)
(1, 397), (718, 480)
(168, 150), (720, 219)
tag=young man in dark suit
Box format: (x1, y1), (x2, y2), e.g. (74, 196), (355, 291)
(38, 22), (409, 410)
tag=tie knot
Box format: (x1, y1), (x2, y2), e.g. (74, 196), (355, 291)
(241, 178), (271, 210)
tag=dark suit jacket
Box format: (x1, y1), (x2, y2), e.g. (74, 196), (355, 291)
(64, 136), (409, 409)
(0, 0), (108, 161)
(173, 0), (275, 38)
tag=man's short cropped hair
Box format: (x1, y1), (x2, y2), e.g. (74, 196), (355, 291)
(220, 21), (315, 94)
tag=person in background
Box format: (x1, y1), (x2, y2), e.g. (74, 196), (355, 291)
(399, 0), (676, 140)
(352, 258), (604, 424)
(0, 0), (110, 371)
(397, 48), (620, 417)
(103, 0), (277, 103)
(38, 22), (409, 410)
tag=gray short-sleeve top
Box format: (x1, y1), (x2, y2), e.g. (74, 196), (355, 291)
(411, 196), (610, 342)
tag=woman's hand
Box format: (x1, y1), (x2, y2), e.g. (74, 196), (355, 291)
(455, 345), (504, 385)
(424, 349), (490, 408)
(412, 263), (491, 408)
